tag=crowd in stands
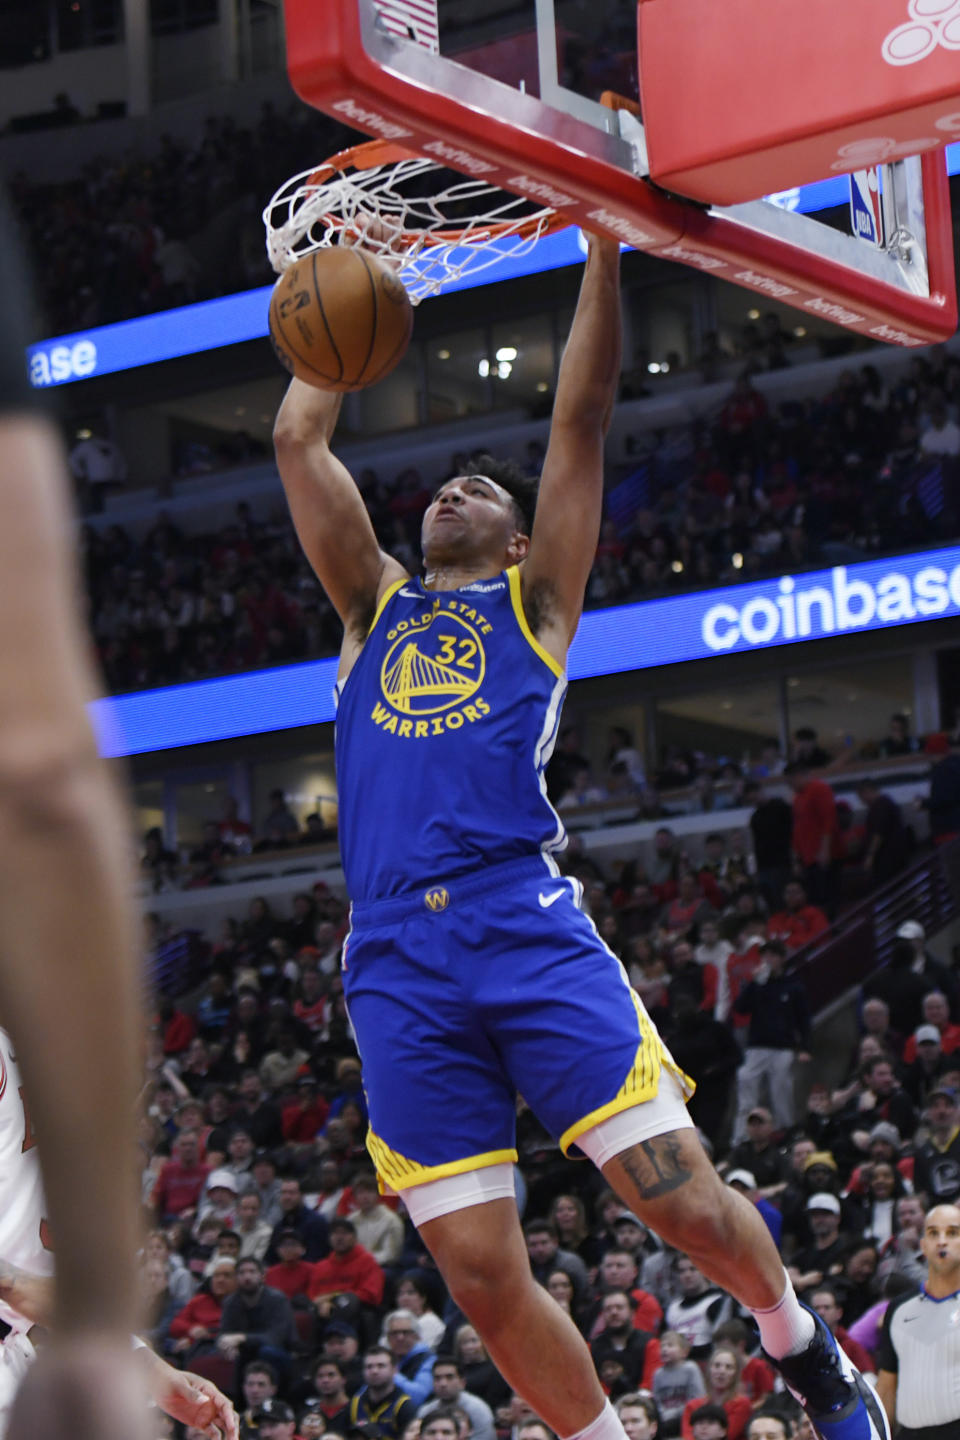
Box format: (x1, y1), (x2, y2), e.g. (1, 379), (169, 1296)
(142, 715), (931, 903)
(84, 347), (960, 695)
(139, 780), (960, 1440)
(10, 101), (348, 333)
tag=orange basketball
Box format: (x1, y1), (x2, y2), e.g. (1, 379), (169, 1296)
(268, 247), (413, 392)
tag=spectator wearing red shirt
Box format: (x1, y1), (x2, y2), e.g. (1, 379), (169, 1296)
(265, 1229), (315, 1301)
(168, 1256), (237, 1355)
(680, 1344), (753, 1440)
(592, 1247), (664, 1336)
(902, 993), (960, 1063)
(662, 873), (716, 942)
(786, 763), (839, 912)
(292, 968), (328, 1035)
(711, 1320), (775, 1406)
(717, 920), (767, 1030)
(282, 1075), (330, 1145)
(158, 999), (197, 1056)
(152, 1129), (211, 1223)
(308, 1216), (385, 1315)
(766, 881), (829, 951)
(809, 1287), (875, 1376)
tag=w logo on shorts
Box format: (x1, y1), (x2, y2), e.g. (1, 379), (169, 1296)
(883, 0), (960, 64)
(424, 887), (450, 912)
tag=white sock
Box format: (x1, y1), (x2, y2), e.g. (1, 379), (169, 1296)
(563, 1399), (628, 1440)
(748, 1271), (816, 1359)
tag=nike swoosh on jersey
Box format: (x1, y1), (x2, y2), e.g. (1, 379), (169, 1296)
(399, 587), (421, 598)
(539, 889), (566, 908)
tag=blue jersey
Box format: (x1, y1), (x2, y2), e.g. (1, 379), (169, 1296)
(334, 565), (568, 902)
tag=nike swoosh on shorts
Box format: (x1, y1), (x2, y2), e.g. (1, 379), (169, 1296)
(538, 889), (565, 908)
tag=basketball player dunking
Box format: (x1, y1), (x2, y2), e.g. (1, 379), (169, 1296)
(273, 233), (886, 1440)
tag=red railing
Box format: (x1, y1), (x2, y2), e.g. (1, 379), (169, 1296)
(789, 837), (960, 1017)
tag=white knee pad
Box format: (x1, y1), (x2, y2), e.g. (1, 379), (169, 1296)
(575, 1067), (694, 1170)
(400, 1162), (518, 1228)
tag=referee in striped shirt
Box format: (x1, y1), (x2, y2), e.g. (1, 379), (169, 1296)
(876, 1204), (960, 1438)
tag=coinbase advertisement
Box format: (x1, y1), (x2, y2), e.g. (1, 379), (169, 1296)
(91, 545), (960, 757)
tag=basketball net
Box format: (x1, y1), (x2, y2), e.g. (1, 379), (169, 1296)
(263, 140), (567, 303)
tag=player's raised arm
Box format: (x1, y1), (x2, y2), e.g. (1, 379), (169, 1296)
(521, 233), (622, 650)
(273, 379), (407, 635)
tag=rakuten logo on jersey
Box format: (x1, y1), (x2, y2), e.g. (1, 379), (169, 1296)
(701, 562), (960, 652)
(29, 339), (98, 387)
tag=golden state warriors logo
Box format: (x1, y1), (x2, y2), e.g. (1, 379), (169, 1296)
(424, 887), (450, 912)
(371, 601), (493, 740)
(382, 610), (485, 714)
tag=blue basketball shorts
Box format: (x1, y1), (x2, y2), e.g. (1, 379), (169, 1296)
(341, 856), (691, 1192)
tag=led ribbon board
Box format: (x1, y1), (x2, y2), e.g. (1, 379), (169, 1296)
(91, 543), (960, 756)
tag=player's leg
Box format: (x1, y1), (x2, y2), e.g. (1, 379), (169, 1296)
(341, 890), (624, 1440)
(495, 883), (888, 1440)
(596, 1120), (888, 1440)
(415, 1191), (609, 1437)
(598, 1117), (787, 1305)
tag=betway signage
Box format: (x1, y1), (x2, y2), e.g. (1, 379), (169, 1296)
(92, 544), (960, 757)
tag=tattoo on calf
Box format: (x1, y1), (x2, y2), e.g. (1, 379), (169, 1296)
(618, 1134), (692, 1200)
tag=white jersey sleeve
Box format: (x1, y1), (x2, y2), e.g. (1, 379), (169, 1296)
(0, 1031), (53, 1330)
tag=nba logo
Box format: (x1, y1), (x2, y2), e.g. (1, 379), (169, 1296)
(849, 168), (885, 247)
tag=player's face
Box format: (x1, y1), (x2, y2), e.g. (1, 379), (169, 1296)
(421, 476), (524, 567)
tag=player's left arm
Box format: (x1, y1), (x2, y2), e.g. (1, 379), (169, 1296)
(520, 233), (622, 662)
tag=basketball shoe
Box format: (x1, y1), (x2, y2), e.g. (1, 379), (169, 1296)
(773, 1306), (890, 1440)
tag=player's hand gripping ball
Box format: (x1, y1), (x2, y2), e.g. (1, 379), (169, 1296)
(269, 246), (413, 392)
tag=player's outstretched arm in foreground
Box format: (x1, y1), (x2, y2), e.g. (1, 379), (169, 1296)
(0, 196), (147, 1435)
(273, 381), (407, 644)
(0, 1266), (237, 1440)
(137, 1347), (239, 1440)
(521, 232), (622, 657)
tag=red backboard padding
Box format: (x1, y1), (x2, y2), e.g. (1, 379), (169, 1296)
(639, 0), (960, 204)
